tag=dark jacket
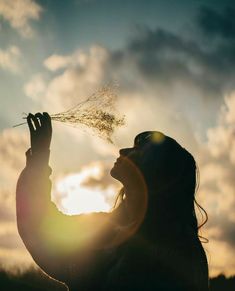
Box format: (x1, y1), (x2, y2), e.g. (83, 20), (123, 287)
(16, 149), (209, 291)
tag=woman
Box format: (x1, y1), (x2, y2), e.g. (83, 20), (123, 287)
(16, 112), (209, 291)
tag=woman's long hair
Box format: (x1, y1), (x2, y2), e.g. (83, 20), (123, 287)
(114, 131), (208, 243)
(112, 131), (209, 290)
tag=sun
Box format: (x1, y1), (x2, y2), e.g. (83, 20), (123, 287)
(52, 163), (117, 215)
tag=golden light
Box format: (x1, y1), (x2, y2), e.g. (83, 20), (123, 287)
(52, 163), (116, 215)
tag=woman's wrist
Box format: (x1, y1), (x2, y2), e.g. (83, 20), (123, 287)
(26, 148), (51, 166)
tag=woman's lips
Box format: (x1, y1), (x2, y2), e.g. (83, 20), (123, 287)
(115, 157), (122, 164)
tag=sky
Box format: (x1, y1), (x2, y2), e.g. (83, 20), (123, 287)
(0, 0), (235, 278)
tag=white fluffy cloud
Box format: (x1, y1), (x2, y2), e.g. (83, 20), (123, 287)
(198, 92), (235, 276)
(24, 74), (46, 100)
(43, 47), (108, 73)
(0, 128), (28, 216)
(0, 128), (28, 177)
(0, 0), (42, 37)
(0, 128), (34, 271)
(44, 54), (74, 72)
(52, 161), (120, 215)
(0, 46), (21, 73)
(42, 46), (109, 111)
(0, 128), (28, 228)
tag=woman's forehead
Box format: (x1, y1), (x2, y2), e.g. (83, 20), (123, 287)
(134, 132), (151, 145)
(134, 131), (165, 146)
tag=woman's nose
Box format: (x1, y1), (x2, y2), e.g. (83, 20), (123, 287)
(119, 148), (132, 156)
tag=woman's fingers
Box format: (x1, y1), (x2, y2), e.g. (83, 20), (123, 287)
(43, 112), (52, 133)
(26, 112), (52, 152)
(27, 113), (35, 133)
(27, 112), (52, 137)
(31, 114), (40, 130)
(35, 112), (44, 128)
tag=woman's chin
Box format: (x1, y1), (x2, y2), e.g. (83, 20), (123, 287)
(110, 166), (117, 178)
(110, 165), (121, 180)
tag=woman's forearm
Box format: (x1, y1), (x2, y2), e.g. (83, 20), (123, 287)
(16, 149), (71, 280)
(16, 149), (55, 247)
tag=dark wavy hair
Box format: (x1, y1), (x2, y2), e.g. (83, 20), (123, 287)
(114, 131), (208, 243)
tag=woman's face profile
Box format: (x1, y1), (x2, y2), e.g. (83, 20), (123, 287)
(110, 132), (153, 183)
(110, 145), (141, 182)
(110, 131), (166, 184)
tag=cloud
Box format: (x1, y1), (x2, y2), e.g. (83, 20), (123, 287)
(26, 41), (202, 147)
(197, 91), (235, 276)
(0, 128), (28, 228)
(26, 45), (110, 115)
(0, 46), (21, 73)
(0, 128), (28, 177)
(205, 239), (235, 277)
(125, 26), (235, 99)
(24, 74), (46, 100)
(27, 6), (235, 123)
(0, 128), (33, 271)
(0, 247), (34, 273)
(197, 6), (235, 40)
(80, 161), (119, 190)
(0, 128), (28, 250)
(0, 0), (42, 38)
(0, 232), (24, 250)
(44, 54), (74, 72)
(0, 191), (15, 222)
(51, 161), (120, 215)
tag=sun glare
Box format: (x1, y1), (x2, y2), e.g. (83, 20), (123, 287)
(52, 163), (116, 215)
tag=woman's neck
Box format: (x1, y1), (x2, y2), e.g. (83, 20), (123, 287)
(123, 182), (148, 225)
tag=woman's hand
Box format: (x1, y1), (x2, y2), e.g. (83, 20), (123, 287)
(27, 112), (52, 153)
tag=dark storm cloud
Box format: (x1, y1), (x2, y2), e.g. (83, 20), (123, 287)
(128, 29), (197, 77)
(198, 6), (235, 40)
(196, 6), (235, 92)
(109, 6), (235, 98)
(126, 28), (207, 86)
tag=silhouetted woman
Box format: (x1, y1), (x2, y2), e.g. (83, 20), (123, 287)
(16, 112), (209, 291)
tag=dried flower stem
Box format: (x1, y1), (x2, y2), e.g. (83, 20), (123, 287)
(13, 84), (125, 143)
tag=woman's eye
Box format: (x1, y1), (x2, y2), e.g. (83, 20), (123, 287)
(134, 146), (143, 155)
(133, 145), (139, 150)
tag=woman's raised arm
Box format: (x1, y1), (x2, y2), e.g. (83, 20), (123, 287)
(16, 113), (125, 284)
